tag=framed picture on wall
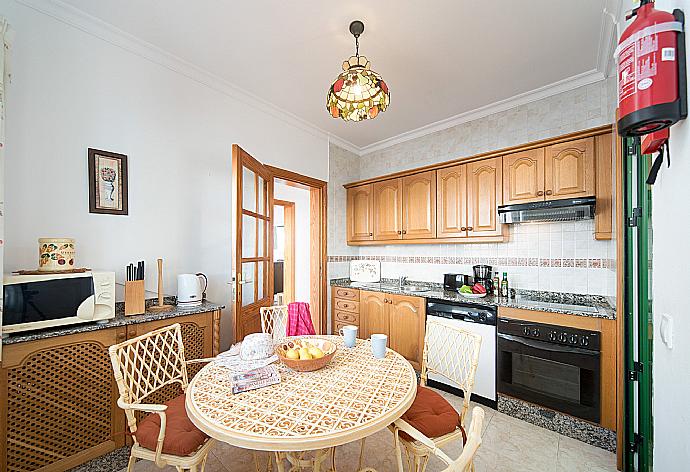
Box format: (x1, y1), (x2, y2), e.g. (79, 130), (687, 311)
(88, 148), (128, 215)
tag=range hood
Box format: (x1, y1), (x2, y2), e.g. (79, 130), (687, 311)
(498, 197), (596, 224)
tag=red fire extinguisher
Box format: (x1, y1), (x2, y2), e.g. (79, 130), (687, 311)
(616, 0), (687, 137)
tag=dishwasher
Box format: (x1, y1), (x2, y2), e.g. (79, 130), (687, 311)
(425, 298), (497, 407)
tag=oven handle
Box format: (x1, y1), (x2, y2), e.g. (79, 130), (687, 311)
(497, 333), (600, 356)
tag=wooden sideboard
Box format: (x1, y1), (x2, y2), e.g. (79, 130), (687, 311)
(345, 125), (614, 245)
(0, 309), (221, 472)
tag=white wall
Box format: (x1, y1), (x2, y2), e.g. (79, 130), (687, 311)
(1, 0), (329, 348)
(645, 1), (690, 469)
(274, 182), (311, 303)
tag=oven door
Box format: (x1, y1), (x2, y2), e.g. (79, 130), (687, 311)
(497, 332), (600, 423)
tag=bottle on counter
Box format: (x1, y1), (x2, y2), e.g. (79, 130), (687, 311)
(493, 272), (500, 297)
(501, 272), (509, 298)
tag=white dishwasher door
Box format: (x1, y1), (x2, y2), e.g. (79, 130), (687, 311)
(426, 316), (496, 401)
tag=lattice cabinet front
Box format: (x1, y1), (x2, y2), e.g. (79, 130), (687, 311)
(0, 327), (124, 472)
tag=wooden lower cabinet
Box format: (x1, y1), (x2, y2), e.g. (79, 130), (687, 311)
(331, 288), (361, 335)
(0, 310), (221, 472)
(360, 291), (425, 370)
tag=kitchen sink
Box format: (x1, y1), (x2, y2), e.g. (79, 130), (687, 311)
(400, 285), (430, 293)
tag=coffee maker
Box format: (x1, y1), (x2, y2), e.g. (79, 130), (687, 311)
(473, 265), (493, 293)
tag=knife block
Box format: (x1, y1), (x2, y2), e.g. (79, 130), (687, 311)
(124, 280), (145, 316)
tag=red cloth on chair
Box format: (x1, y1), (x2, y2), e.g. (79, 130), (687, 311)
(287, 302), (316, 336)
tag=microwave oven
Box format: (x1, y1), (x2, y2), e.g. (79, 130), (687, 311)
(2, 271), (115, 334)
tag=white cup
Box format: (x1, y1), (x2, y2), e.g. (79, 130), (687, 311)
(339, 325), (358, 348)
(370, 333), (388, 359)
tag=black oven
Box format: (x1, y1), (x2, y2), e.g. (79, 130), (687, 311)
(497, 318), (601, 423)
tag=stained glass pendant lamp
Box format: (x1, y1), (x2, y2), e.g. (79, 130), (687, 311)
(326, 20), (390, 122)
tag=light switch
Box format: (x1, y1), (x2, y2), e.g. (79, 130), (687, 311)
(660, 314), (673, 349)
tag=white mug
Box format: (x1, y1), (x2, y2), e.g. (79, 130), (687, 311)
(339, 325), (358, 348)
(371, 333), (388, 359)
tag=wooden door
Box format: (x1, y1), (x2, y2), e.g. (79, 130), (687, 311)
(388, 294), (425, 370)
(545, 137), (595, 199)
(360, 290), (389, 339)
(503, 148), (545, 204)
(436, 164), (468, 238)
(402, 171), (436, 239)
(347, 184), (373, 242)
(466, 157), (503, 237)
(232, 145), (273, 342)
(373, 179), (403, 240)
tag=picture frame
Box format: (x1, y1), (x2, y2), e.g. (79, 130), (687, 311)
(88, 148), (128, 215)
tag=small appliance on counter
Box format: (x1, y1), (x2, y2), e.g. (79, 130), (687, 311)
(473, 265), (493, 293)
(177, 273), (208, 307)
(349, 260), (381, 283)
(443, 273), (473, 292)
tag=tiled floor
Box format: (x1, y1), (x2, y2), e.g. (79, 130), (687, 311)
(117, 389), (616, 472)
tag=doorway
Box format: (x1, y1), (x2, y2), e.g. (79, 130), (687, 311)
(273, 199), (295, 304)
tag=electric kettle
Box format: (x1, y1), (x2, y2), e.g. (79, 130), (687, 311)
(177, 273), (208, 307)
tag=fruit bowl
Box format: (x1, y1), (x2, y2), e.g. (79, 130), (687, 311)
(459, 292), (488, 299)
(276, 338), (337, 372)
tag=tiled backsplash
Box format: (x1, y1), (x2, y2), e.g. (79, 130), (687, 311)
(329, 220), (617, 297)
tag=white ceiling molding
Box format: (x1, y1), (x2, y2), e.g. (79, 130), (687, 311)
(327, 134), (361, 155)
(15, 0), (363, 151)
(358, 68), (606, 156)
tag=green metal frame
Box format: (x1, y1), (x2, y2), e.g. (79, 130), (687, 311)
(623, 137), (654, 472)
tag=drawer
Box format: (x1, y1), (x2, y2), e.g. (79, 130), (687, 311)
(334, 298), (359, 313)
(333, 287), (359, 301)
(334, 310), (359, 324)
(333, 321), (355, 335)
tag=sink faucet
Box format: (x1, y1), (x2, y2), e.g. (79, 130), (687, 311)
(399, 276), (408, 289)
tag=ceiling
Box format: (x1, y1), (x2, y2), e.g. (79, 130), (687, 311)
(57, 0), (613, 150)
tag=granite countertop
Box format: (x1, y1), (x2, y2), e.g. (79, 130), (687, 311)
(331, 278), (615, 320)
(2, 298), (225, 345)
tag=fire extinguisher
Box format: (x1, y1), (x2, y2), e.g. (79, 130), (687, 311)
(616, 0), (687, 137)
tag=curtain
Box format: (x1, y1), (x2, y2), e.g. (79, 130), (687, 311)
(0, 18), (13, 360)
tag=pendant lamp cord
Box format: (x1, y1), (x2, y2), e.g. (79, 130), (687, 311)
(355, 35), (360, 58)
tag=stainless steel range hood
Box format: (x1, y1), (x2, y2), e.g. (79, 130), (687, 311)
(498, 197), (596, 224)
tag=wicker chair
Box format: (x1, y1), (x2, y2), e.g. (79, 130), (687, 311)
(390, 318), (483, 472)
(260, 305), (288, 343)
(108, 323), (215, 471)
(394, 407), (485, 472)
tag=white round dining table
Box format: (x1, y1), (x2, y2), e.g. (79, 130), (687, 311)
(185, 335), (417, 469)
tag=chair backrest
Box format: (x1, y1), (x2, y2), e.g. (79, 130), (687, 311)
(260, 305), (288, 342)
(108, 323), (189, 431)
(421, 318), (482, 421)
(445, 406), (484, 472)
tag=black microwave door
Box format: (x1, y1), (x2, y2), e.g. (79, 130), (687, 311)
(3, 277), (95, 325)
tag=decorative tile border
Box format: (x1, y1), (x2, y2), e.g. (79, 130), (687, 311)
(328, 255), (616, 270)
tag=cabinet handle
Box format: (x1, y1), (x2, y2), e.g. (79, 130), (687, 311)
(467, 226), (474, 231)
(460, 226), (467, 231)
(397, 230), (402, 235)
(537, 190), (544, 196)
(369, 232), (373, 236)
(545, 190), (553, 195)
(402, 230), (407, 234)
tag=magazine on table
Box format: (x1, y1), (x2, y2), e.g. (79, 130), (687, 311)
(230, 365), (280, 394)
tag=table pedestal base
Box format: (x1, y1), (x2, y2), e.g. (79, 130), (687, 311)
(274, 439), (377, 472)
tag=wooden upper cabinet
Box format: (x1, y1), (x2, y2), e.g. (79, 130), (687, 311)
(360, 290), (389, 339)
(467, 157), (503, 237)
(402, 171), (437, 239)
(347, 184), (373, 242)
(388, 294), (425, 370)
(503, 148), (546, 204)
(373, 179), (403, 240)
(436, 165), (468, 238)
(545, 137), (595, 199)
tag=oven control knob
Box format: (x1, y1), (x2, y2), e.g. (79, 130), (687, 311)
(523, 326), (531, 336)
(580, 336), (589, 347)
(532, 328), (540, 337)
(569, 334), (578, 344)
(557, 333), (567, 343)
(548, 331), (557, 341)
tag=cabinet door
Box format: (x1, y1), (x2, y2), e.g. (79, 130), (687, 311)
(389, 294), (425, 370)
(466, 157), (503, 237)
(503, 148), (545, 204)
(402, 171), (437, 239)
(347, 184), (374, 242)
(373, 179), (403, 240)
(360, 290), (389, 339)
(545, 137), (595, 199)
(436, 164), (468, 238)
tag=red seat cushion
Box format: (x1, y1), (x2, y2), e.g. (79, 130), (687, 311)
(135, 393), (208, 456)
(400, 386), (462, 441)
